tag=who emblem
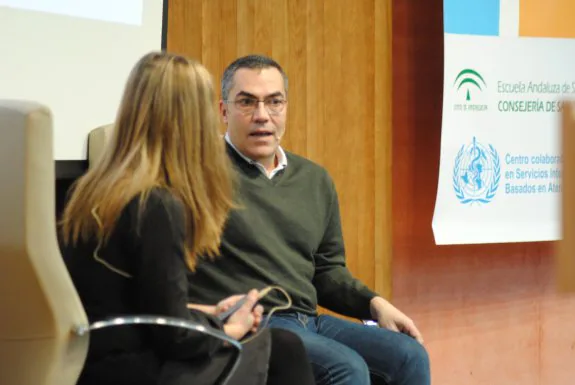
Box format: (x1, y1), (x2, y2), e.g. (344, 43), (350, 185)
(453, 137), (500, 204)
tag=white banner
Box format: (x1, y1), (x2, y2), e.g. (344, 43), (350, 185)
(432, 0), (575, 245)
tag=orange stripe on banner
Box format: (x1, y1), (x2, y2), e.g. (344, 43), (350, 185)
(519, 0), (575, 38)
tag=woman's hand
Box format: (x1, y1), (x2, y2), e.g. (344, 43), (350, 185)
(186, 303), (217, 315)
(222, 289), (264, 340)
(217, 291), (264, 332)
(215, 294), (246, 316)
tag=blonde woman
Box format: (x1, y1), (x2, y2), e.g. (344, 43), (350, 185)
(60, 52), (314, 385)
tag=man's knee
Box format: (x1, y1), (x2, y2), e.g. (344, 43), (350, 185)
(370, 337), (430, 385)
(312, 350), (370, 385)
(336, 352), (370, 377)
(400, 339), (430, 382)
(404, 339), (430, 370)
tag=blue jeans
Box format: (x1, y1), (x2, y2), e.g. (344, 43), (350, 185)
(266, 313), (430, 385)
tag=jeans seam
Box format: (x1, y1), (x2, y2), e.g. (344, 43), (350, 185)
(271, 313), (307, 329)
(369, 368), (392, 384)
(309, 361), (334, 385)
(296, 313), (308, 328)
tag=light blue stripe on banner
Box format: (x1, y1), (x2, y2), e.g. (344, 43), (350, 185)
(444, 0), (500, 36)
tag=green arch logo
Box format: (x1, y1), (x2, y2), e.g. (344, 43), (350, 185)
(453, 69), (486, 101)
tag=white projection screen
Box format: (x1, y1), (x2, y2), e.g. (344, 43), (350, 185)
(0, 0), (165, 163)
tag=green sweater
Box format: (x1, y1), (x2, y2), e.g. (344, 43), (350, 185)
(187, 143), (377, 319)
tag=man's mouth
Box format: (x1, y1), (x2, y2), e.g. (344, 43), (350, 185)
(249, 130), (274, 138)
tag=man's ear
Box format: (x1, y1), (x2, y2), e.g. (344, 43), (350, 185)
(219, 100), (228, 124)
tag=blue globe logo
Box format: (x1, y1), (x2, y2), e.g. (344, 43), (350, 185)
(453, 137), (500, 204)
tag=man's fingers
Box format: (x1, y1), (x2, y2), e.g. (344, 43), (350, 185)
(381, 321), (399, 332)
(400, 320), (424, 344)
(408, 324), (424, 344)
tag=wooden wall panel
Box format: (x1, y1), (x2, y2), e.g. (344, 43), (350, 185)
(374, 0), (392, 294)
(167, 0), (393, 304)
(392, 2), (575, 384)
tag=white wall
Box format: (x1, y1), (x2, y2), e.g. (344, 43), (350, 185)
(0, 0), (164, 160)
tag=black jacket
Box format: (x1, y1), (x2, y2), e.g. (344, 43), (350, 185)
(61, 188), (235, 385)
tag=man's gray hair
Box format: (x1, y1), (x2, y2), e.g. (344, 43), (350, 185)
(221, 54), (288, 100)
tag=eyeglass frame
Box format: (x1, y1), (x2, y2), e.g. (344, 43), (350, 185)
(223, 92), (288, 115)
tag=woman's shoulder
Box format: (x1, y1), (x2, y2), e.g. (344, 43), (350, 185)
(147, 187), (182, 208)
(126, 187), (184, 227)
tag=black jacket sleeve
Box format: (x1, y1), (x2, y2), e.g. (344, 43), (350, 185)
(131, 190), (225, 360)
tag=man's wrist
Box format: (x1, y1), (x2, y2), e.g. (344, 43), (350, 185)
(369, 296), (389, 319)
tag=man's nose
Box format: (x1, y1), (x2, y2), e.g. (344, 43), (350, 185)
(252, 101), (270, 122)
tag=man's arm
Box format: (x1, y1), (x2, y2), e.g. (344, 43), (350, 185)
(313, 177), (424, 342)
(312, 177), (378, 320)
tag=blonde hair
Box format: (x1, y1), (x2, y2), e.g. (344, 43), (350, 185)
(60, 51), (235, 270)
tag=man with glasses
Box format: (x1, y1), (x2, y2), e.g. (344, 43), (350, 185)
(187, 55), (430, 385)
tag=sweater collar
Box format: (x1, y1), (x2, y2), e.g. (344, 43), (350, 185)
(224, 133), (288, 177)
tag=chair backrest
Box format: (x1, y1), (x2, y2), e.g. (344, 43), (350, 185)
(0, 100), (89, 385)
(558, 100), (575, 293)
(88, 123), (114, 168)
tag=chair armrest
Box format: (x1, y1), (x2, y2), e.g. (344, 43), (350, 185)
(73, 315), (241, 385)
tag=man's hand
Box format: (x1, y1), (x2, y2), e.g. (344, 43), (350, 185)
(369, 296), (424, 344)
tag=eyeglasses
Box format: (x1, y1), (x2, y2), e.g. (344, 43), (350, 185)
(225, 97), (287, 115)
